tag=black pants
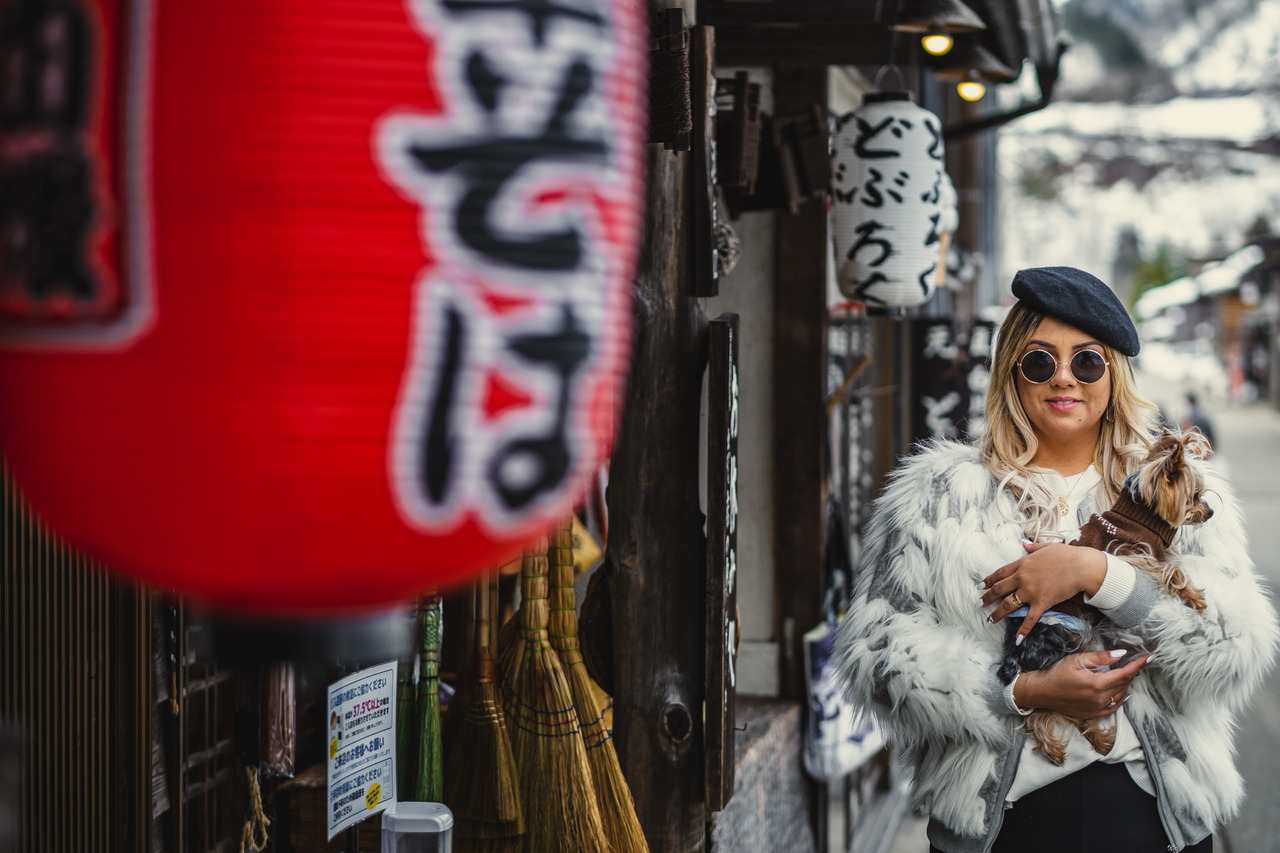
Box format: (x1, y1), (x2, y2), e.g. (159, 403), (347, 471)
(931, 761), (1213, 853)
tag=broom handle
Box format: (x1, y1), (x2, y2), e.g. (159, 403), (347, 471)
(420, 591), (441, 686)
(476, 572), (490, 655)
(474, 570), (495, 684)
(520, 536), (551, 639)
(549, 517), (581, 658)
(490, 568), (500, 654)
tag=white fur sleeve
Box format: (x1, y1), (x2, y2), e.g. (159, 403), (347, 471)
(834, 448), (1012, 748)
(1127, 464), (1279, 712)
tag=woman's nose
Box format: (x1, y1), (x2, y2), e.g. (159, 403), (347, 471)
(1051, 359), (1074, 385)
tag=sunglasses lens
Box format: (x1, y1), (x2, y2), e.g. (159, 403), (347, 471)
(1020, 350), (1057, 383)
(1072, 350), (1107, 383)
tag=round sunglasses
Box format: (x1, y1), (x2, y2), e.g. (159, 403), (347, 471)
(1017, 349), (1110, 384)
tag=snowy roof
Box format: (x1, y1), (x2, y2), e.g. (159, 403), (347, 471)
(1134, 244), (1264, 318)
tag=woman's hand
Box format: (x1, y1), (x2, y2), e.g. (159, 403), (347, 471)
(1013, 650), (1150, 718)
(979, 542), (1109, 644)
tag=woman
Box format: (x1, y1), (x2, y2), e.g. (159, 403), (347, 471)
(835, 266), (1277, 853)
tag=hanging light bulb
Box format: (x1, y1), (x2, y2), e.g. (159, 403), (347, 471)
(922, 33), (954, 56)
(957, 78), (986, 101)
(892, 1), (984, 64)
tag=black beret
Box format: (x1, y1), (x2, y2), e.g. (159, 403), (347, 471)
(1011, 266), (1140, 357)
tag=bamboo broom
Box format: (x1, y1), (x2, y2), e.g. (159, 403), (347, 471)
(414, 591), (444, 802)
(443, 568), (524, 851)
(549, 517), (649, 853)
(508, 536), (608, 853)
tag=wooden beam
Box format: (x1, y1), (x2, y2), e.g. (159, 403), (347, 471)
(717, 35), (895, 68)
(604, 5), (708, 842)
(697, 0), (880, 26)
(771, 64), (828, 704)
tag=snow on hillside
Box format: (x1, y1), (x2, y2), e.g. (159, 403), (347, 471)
(995, 0), (1280, 290)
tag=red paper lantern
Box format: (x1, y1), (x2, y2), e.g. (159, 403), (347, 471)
(0, 0), (645, 613)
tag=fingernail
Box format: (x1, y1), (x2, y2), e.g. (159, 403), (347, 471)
(976, 582), (987, 590)
(1015, 634), (1025, 646)
(978, 597), (987, 607)
(1109, 650), (1126, 659)
(1122, 696), (1132, 704)
(986, 616), (994, 624)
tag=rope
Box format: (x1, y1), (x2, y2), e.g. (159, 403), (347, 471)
(239, 766), (270, 853)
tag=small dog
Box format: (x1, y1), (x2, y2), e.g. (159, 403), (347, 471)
(997, 429), (1214, 765)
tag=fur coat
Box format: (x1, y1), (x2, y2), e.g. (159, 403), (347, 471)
(834, 440), (1278, 853)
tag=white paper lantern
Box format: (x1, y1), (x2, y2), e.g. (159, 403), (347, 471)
(831, 92), (945, 309)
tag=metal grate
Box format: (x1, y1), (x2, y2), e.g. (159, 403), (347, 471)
(1, 465), (152, 853)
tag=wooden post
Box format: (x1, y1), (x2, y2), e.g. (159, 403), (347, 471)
(604, 4), (708, 845)
(691, 25), (719, 297)
(772, 64), (828, 703)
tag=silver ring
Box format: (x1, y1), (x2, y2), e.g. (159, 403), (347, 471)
(1107, 696), (1117, 708)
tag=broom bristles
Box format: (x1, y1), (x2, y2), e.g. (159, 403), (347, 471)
(444, 678), (523, 835)
(509, 537), (609, 853)
(550, 518), (650, 853)
(443, 572), (523, 844)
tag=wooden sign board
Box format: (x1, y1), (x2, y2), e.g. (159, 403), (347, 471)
(704, 313), (739, 810)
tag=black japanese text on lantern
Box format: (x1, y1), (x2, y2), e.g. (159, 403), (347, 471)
(0, 0), (117, 322)
(378, 0), (623, 530)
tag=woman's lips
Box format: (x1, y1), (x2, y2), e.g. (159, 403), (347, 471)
(1047, 398), (1080, 411)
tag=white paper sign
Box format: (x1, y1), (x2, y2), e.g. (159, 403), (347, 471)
(327, 661), (398, 839)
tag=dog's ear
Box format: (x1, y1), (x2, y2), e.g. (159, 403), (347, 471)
(1167, 441), (1184, 482)
(1185, 430), (1214, 461)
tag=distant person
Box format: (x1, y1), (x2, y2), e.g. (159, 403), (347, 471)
(836, 267), (1276, 852)
(1182, 392), (1217, 448)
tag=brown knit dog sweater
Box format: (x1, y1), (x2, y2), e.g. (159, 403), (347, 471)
(1071, 487), (1175, 561)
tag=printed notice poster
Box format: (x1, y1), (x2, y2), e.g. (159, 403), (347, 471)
(326, 661), (398, 839)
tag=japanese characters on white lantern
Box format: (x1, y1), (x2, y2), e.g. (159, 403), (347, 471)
(831, 92), (945, 309)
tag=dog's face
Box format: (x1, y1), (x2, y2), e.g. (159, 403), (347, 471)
(1133, 429), (1214, 527)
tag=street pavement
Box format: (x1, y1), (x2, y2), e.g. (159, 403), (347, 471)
(885, 399), (1280, 853)
(1214, 402), (1280, 853)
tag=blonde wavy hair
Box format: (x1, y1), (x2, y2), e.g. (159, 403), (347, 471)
(976, 301), (1161, 538)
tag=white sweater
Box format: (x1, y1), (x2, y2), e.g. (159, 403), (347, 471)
(1004, 464), (1150, 803)
(834, 440), (1278, 853)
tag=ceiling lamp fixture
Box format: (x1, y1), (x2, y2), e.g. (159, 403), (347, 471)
(931, 40), (1019, 85)
(891, 0), (987, 59)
